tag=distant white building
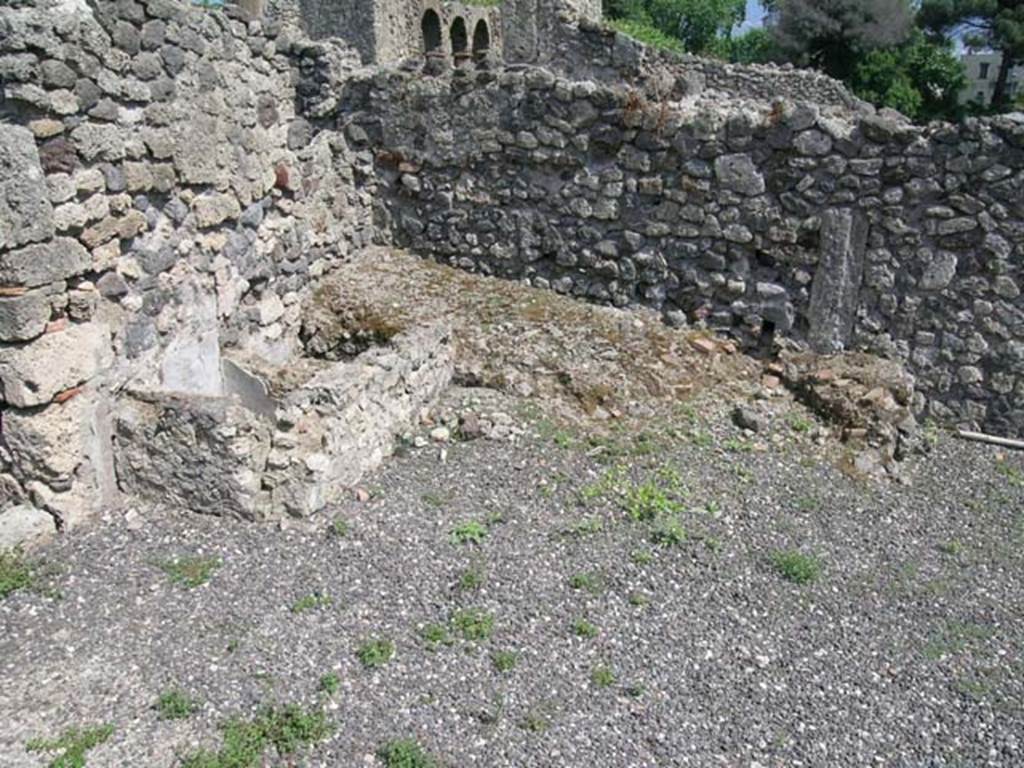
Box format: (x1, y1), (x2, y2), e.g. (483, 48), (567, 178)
(959, 51), (1024, 106)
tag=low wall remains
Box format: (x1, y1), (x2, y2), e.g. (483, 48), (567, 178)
(340, 68), (1024, 436)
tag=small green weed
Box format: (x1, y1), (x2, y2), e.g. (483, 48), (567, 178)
(770, 550), (822, 584)
(625, 481), (682, 522)
(560, 517), (604, 537)
(628, 591), (649, 607)
(451, 521), (487, 546)
(788, 414), (814, 434)
(630, 548), (653, 565)
(319, 673), (340, 695)
(420, 623), (453, 650)
(181, 705), (330, 768)
(378, 738), (439, 768)
(568, 571), (603, 594)
(291, 593), (333, 614)
(573, 618), (598, 638)
(650, 514), (687, 547)
(591, 665), (616, 688)
(457, 564), (485, 591)
(357, 639), (395, 669)
(923, 621), (994, 660)
(519, 709), (550, 733)
(492, 650), (518, 672)
(452, 609), (495, 642)
(328, 517), (349, 538)
(159, 555), (220, 589)
(0, 548), (33, 599)
(26, 724), (113, 768)
(156, 688), (198, 720)
(938, 539), (965, 557)
(996, 462), (1024, 486)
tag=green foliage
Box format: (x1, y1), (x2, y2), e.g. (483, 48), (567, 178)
(291, 593), (333, 614)
(420, 623), (453, 649)
(707, 27), (780, 63)
(770, 549), (822, 584)
(357, 639), (395, 668)
(0, 548), (33, 599)
(607, 17), (685, 54)
(450, 520), (487, 546)
(156, 689), (198, 720)
(591, 664), (617, 688)
(319, 673), (340, 695)
(573, 618), (599, 638)
(452, 609), (495, 641)
(606, 0), (745, 54)
(649, 514), (687, 547)
(853, 31), (966, 121)
(159, 555), (220, 588)
(568, 571), (604, 593)
(920, 0), (1024, 110)
(328, 517), (349, 538)
(181, 706), (330, 768)
(625, 480), (682, 521)
(25, 725), (114, 768)
(491, 650), (518, 672)
(457, 563), (485, 591)
(771, 0), (914, 82)
(378, 739), (440, 768)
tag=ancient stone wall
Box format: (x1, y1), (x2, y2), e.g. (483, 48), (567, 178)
(341, 69), (1024, 436)
(0, 0), (372, 538)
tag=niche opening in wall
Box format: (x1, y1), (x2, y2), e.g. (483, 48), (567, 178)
(422, 9), (442, 55)
(472, 19), (490, 63)
(450, 17), (469, 67)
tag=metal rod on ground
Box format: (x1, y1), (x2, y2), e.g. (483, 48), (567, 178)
(957, 430), (1024, 451)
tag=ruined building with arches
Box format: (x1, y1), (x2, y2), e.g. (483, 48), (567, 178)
(277, 0), (602, 67)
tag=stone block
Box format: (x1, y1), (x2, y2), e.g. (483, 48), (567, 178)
(4, 395), (93, 485)
(808, 209), (868, 354)
(113, 393), (274, 521)
(713, 153), (765, 196)
(0, 322), (112, 407)
(192, 192), (241, 228)
(0, 288), (54, 342)
(0, 505), (54, 551)
(0, 125), (55, 251)
(0, 238), (91, 288)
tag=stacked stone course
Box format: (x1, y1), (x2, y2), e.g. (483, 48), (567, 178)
(340, 69), (1024, 436)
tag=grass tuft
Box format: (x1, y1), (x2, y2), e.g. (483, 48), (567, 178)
(377, 738), (439, 768)
(25, 724), (114, 768)
(159, 555), (221, 589)
(451, 609), (495, 642)
(156, 688), (199, 720)
(491, 650), (518, 672)
(450, 521), (487, 546)
(356, 638), (394, 669)
(591, 664), (616, 688)
(181, 705), (330, 768)
(0, 548), (33, 599)
(770, 550), (822, 584)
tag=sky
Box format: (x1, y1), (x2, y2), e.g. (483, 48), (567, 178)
(737, 0), (768, 33)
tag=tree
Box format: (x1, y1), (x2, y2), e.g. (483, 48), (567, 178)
(604, 0), (747, 54)
(919, 0), (1024, 110)
(707, 27), (782, 63)
(770, 0), (915, 82)
(852, 31), (967, 121)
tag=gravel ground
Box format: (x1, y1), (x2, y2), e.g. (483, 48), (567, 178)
(2, 397), (1023, 768)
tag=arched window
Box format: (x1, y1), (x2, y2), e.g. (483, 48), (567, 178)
(450, 17), (468, 66)
(472, 19), (490, 63)
(422, 9), (442, 55)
